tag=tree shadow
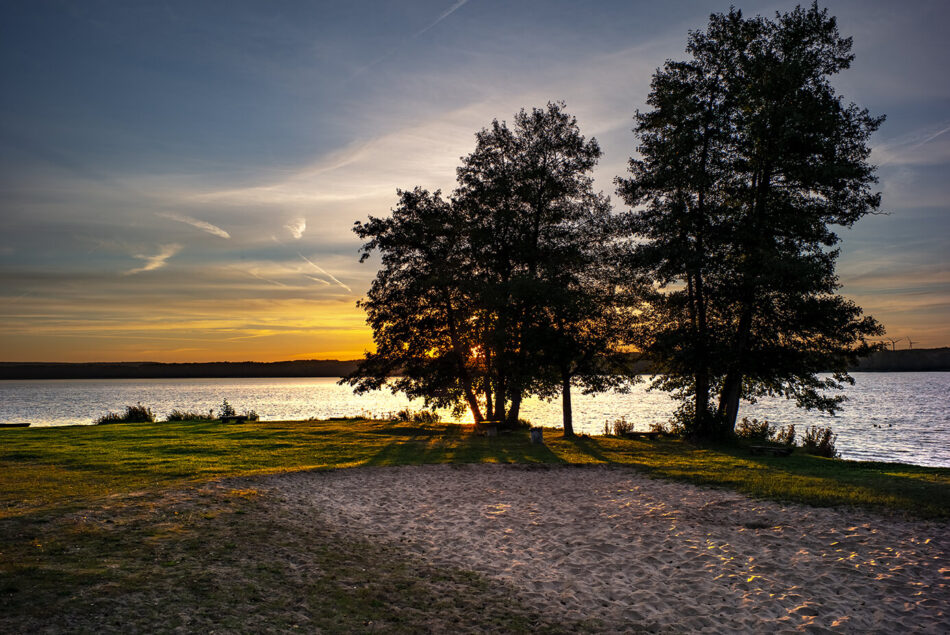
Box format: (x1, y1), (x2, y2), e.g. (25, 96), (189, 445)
(362, 424), (562, 467)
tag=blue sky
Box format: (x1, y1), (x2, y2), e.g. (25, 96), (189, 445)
(1, 0), (948, 361)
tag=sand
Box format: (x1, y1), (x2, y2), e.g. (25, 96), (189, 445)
(256, 464), (949, 633)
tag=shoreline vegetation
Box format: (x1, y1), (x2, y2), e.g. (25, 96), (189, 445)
(2, 419), (948, 631)
(1, 347), (947, 380)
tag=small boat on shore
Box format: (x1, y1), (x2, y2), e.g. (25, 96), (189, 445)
(0, 422), (31, 428)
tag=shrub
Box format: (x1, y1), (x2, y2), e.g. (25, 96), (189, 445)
(166, 409), (214, 422)
(774, 424), (796, 446)
(735, 417), (774, 442)
(95, 403), (155, 425)
(392, 408), (440, 424)
(802, 425), (839, 458)
(218, 399), (236, 419)
(243, 410), (260, 422)
(94, 412), (124, 425)
(412, 410), (440, 424)
(602, 416), (634, 436)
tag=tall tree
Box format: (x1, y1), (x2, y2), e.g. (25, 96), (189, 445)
(345, 103), (633, 431)
(343, 188), (485, 421)
(617, 4), (884, 439)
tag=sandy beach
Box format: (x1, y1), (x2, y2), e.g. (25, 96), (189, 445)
(254, 464), (949, 633)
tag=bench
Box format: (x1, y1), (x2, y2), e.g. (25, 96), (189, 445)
(220, 415), (249, 424)
(749, 444), (793, 457)
(622, 431), (661, 441)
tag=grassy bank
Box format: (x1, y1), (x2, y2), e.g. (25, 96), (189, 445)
(2, 419), (947, 633)
(3, 418), (948, 519)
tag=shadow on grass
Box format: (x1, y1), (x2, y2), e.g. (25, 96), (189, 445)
(688, 443), (950, 517)
(363, 425), (562, 467)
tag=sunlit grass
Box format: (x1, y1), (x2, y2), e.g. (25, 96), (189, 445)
(1, 419), (948, 519)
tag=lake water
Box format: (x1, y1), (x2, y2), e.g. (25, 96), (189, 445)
(1, 373), (947, 467)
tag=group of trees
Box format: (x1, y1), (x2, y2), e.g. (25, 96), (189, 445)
(343, 4), (885, 440)
(343, 104), (639, 437)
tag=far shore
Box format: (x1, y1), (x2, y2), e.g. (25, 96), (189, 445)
(2, 347), (950, 380)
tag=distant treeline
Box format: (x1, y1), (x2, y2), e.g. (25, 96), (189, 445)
(851, 348), (950, 372)
(0, 360), (361, 380)
(1, 349), (946, 380)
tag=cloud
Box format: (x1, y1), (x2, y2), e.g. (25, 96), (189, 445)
(872, 121), (950, 167)
(299, 253), (352, 293)
(305, 274), (331, 286)
(157, 212), (231, 239)
(415, 0), (470, 38)
(285, 217), (306, 239)
(126, 244), (182, 275)
(353, 0), (472, 77)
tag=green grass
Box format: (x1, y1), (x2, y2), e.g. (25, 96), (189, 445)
(2, 418), (947, 519)
(1, 418), (947, 633)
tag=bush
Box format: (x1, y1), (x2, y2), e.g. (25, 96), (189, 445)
(166, 409), (215, 422)
(243, 410), (260, 422)
(95, 403), (155, 425)
(603, 416), (634, 436)
(735, 417), (774, 442)
(802, 425), (839, 458)
(218, 399), (236, 419)
(774, 424), (796, 446)
(393, 408), (440, 424)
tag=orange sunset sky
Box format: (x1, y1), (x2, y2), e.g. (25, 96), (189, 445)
(2, 1), (948, 362)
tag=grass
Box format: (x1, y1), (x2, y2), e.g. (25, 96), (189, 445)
(1, 418), (947, 632)
(2, 418), (947, 519)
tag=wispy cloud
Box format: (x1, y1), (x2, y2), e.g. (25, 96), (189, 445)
(353, 1), (472, 77)
(305, 274), (331, 286)
(158, 212), (231, 239)
(126, 244), (182, 275)
(415, 0), (470, 38)
(285, 217), (306, 239)
(873, 120), (950, 167)
(299, 253), (352, 293)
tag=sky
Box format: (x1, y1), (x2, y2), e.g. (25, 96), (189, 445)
(1, 0), (948, 362)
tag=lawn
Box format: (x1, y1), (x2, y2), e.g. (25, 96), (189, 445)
(2, 418), (948, 519)
(1, 419), (947, 633)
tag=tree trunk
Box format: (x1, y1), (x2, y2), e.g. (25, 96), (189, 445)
(717, 370), (743, 434)
(717, 303), (753, 435)
(561, 370), (574, 437)
(507, 392), (522, 426)
(493, 374), (506, 423)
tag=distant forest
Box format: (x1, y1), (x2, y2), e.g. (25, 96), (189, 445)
(1, 349), (946, 380)
(0, 360), (360, 380)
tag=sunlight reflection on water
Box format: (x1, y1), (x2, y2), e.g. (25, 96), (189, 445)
(1, 373), (947, 467)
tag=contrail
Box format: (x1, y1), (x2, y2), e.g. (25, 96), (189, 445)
(353, 0), (472, 77)
(299, 253), (352, 293)
(414, 0), (470, 38)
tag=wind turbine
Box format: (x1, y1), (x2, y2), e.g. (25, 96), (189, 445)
(906, 337), (917, 350)
(886, 337), (904, 351)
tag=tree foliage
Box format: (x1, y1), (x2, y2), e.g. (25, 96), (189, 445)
(616, 3), (885, 439)
(344, 103), (636, 432)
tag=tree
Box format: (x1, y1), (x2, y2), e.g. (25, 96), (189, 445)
(343, 188), (486, 421)
(617, 4), (884, 439)
(345, 102), (634, 432)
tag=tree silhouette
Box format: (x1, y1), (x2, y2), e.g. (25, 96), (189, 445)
(345, 103), (635, 431)
(617, 4), (885, 439)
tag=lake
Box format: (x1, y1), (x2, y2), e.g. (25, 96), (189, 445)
(1, 373), (947, 467)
